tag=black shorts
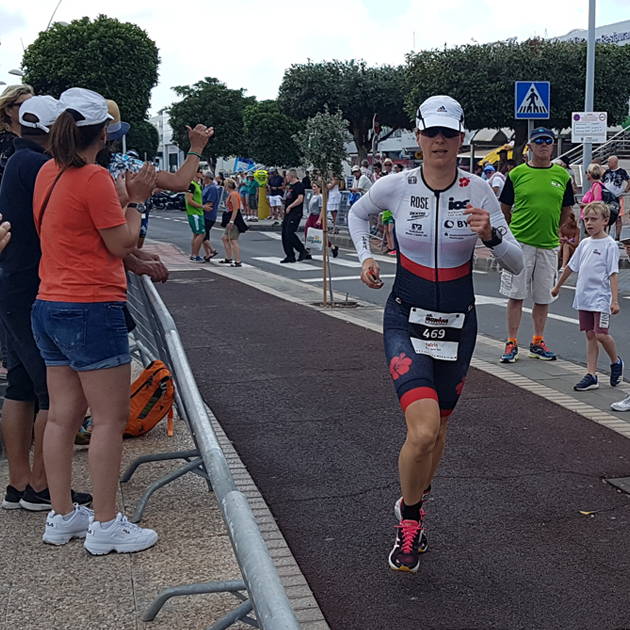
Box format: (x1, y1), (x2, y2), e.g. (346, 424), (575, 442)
(204, 219), (215, 241)
(0, 305), (49, 409)
(383, 293), (476, 416)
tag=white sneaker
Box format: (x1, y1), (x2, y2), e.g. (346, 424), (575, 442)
(43, 505), (93, 545)
(84, 513), (158, 555)
(611, 394), (630, 412)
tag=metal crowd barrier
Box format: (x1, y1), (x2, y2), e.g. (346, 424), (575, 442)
(124, 273), (301, 630)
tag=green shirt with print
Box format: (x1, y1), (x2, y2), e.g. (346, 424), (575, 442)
(186, 180), (204, 216)
(500, 163), (574, 249)
(247, 179), (260, 196)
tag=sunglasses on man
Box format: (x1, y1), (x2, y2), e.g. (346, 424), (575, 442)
(420, 126), (460, 139)
(533, 137), (553, 145)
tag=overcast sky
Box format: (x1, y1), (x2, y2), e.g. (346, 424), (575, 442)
(1, 0), (628, 117)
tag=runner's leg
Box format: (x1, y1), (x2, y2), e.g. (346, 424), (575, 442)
(507, 298), (523, 339)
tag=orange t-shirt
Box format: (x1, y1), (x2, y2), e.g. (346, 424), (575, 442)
(34, 161), (128, 303)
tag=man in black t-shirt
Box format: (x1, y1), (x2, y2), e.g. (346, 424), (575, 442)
(280, 169), (310, 263)
(267, 166), (285, 224)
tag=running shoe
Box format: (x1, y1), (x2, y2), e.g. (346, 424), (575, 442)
(388, 513), (425, 572)
(611, 394), (630, 412)
(500, 341), (519, 363)
(84, 513), (158, 555)
(20, 486), (93, 511)
(193, 256), (204, 262)
(43, 505), (93, 545)
(529, 340), (556, 361)
(394, 498), (429, 553)
(272, 221), (280, 226)
(611, 358), (624, 387)
(574, 373), (599, 391)
(2, 485), (24, 510)
(332, 246), (339, 258)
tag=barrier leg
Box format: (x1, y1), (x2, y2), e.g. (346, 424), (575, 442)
(121, 449), (200, 482)
(129, 457), (207, 523)
(142, 580), (246, 621)
(207, 600), (256, 630)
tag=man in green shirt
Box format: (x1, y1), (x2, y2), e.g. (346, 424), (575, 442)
(499, 127), (575, 362)
(186, 167), (206, 261)
(246, 172), (259, 221)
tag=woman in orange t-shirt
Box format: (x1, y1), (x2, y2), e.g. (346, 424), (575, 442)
(219, 177), (244, 267)
(31, 88), (158, 555)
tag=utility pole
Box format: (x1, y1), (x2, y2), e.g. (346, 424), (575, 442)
(582, 0), (596, 193)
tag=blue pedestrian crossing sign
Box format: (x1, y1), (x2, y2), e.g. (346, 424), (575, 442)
(514, 81), (550, 120)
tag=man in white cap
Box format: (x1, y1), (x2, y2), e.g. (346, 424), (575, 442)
(350, 164), (372, 195)
(0, 95), (93, 511)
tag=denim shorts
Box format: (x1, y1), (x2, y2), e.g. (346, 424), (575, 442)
(31, 300), (131, 372)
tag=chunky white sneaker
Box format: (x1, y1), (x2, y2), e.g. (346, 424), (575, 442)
(611, 394), (630, 412)
(43, 505), (93, 545)
(84, 513), (158, 555)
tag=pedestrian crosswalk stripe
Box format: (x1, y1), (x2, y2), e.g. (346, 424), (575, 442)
(301, 274), (396, 283)
(252, 256), (318, 271)
(311, 255), (362, 268)
(259, 232), (282, 240)
(517, 83), (548, 115)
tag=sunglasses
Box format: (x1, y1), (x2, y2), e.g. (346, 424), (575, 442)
(533, 137), (553, 145)
(420, 126), (460, 139)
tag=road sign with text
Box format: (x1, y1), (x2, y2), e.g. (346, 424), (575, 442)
(571, 112), (608, 144)
(515, 81), (550, 120)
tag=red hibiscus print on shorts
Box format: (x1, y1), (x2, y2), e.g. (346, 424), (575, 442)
(390, 353), (412, 380)
(456, 377), (467, 396)
(459, 177), (471, 187)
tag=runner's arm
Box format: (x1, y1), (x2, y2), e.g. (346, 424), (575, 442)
(482, 185), (523, 275)
(348, 174), (404, 263)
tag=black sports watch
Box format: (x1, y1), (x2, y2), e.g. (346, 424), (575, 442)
(481, 227), (503, 249)
(128, 202), (146, 214)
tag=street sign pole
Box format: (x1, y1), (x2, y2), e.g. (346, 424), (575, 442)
(528, 119), (533, 163)
(582, 0), (596, 193)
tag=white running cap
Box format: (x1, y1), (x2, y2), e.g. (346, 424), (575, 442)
(416, 95), (465, 132)
(59, 87), (114, 127)
(19, 95), (60, 133)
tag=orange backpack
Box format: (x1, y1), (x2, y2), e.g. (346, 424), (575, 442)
(125, 360), (175, 438)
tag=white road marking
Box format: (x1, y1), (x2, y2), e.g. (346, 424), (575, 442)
(311, 255), (362, 268)
(259, 232), (282, 240)
(252, 256), (318, 271)
(301, 274), (397, 283)
(347, 252), (397, 264)
(475, 294), (580, 325)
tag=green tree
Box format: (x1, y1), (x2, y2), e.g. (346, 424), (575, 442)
(21, 15), (160, 156)
(243, 100), (302, 167)
(278, 60), (410, 162)
(168, 78), (255, 169)
(295, 108), (349, 306)
(406, 39), (630, 164)
(126, 121), (159, 161)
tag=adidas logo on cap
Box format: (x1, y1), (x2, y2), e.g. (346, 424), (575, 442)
(437, 106), (447, 112)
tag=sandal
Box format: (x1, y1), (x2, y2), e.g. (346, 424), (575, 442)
(231, 261), (242, 267)
(219, 258), (232, 264)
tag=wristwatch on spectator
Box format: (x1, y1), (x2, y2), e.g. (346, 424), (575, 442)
(128, 202), (146, 214)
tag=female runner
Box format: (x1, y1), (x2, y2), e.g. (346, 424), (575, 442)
(348, 95), (524, 572)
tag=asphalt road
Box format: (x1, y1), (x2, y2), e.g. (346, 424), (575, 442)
(147, 208), (630, 375)
(158, 270), (630, 630)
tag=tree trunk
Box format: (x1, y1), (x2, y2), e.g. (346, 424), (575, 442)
(513, 124), (528, 166)
(353, 126), (370, 163)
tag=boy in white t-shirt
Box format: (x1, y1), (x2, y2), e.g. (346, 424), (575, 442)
(552, 202), (623, 391)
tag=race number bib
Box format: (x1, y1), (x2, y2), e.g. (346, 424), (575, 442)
(408, 307), (465, 362)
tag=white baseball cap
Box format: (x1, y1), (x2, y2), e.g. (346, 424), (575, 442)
(59, 87), (113, 127)
(19, 95), (60, 133)
(416, 95), (465, 132)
